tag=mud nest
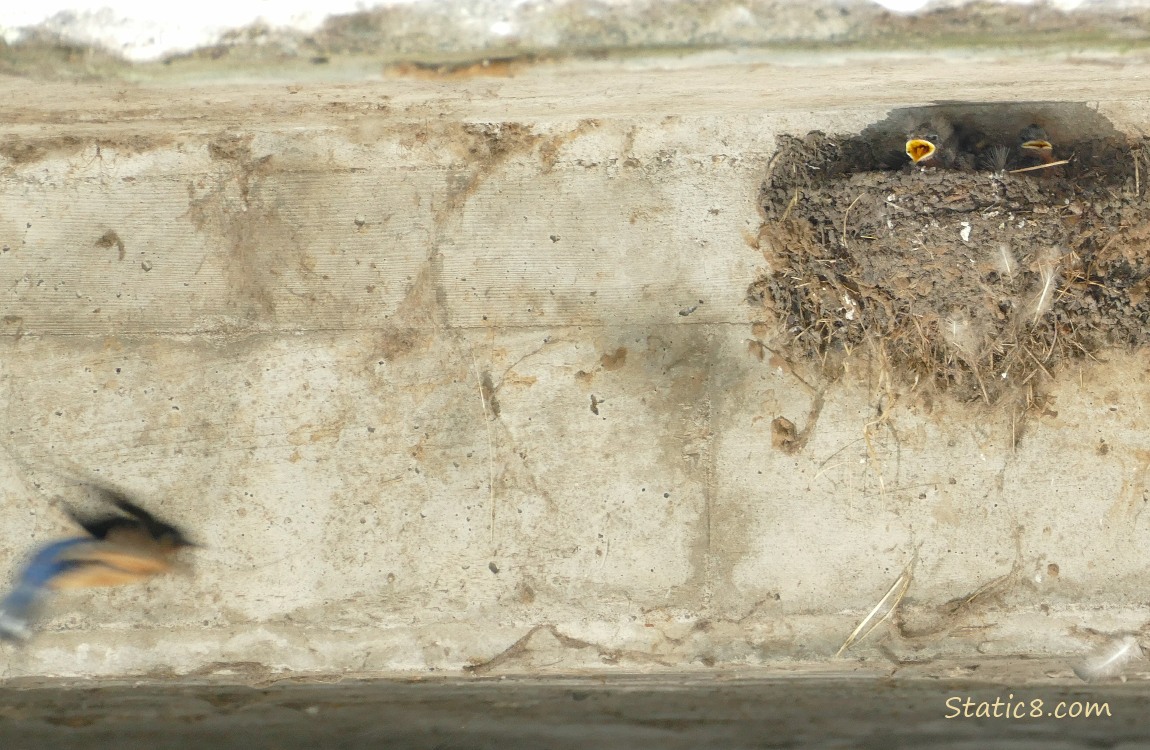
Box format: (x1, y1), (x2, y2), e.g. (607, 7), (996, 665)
(750, 109), (1150, 406)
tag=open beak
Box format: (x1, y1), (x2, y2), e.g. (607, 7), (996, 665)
(1020, 139), (1054, 163)
(905, 138), (937, 165)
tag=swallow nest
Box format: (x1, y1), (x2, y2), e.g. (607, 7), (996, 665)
(750, 131), (1149, 408)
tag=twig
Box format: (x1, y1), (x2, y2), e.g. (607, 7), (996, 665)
(836, 553), (916, 657)
(942, 564), (1018, 617)
(468, 348), (498, 546)
(841, 193), (864, 249)
(1008, 159), (1071, 174)
(780, 188), (800, 222)
(466, 624), (671, 675)
(1021, 344), (1053, 380)
(1135, 148), (1141, 196)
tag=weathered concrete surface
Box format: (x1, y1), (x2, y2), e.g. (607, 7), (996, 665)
(3, 51), (1150, 681)
(2, 674), (1149, 749)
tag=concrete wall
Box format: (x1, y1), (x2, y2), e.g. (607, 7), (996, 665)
(2, 46), (1150, 680)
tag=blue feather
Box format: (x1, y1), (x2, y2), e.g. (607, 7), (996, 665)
(0, 537), (92, 641)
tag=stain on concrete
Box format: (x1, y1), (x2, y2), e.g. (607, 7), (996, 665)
(185, 133), (309, 320)
(94, 229), (125, 260)
(438, 122), (541, 222)
(0, 134), (168, 166)
(598, 347), (627, 371)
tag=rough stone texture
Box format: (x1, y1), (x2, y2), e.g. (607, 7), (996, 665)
(2, 50), (1150, 688)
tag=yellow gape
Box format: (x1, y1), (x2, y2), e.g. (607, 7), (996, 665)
(1020, 139), (1054, 162)
(905, 138), (936, 164)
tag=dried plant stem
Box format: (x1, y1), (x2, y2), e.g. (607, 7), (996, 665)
(841, 193), (864, 249)
(836, 554), (915, 657)
(1008, 159), (1070, 174)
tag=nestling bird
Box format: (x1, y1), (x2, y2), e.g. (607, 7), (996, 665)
(905, 116), (958, 169)
(1018, 125), (1056, 166)
(0, 484), (195, 642)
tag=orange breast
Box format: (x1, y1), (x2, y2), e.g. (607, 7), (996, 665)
(51, 566), (157, 589)
(49, 542), (175, 589)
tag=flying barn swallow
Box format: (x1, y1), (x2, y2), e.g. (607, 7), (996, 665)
(0, 484), (195, 642)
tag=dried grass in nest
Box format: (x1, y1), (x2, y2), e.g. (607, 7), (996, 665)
(752, 132), (1146, 411)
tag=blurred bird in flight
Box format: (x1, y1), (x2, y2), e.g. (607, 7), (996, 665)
(0, 484), (195, 642)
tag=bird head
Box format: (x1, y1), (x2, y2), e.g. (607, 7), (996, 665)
(903, 114), (957, 168)
(1019, 125), (1054, 158)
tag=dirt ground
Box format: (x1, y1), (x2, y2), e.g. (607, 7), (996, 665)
(751, 102), (1150, 417)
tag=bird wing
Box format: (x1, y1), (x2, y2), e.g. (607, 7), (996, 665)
(65, 482), (194, 547)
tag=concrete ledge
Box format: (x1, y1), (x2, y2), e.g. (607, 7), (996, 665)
(2, 673), (1144, 748)
(2, 51), (1150, 684)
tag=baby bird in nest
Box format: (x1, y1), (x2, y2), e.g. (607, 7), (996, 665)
(1010, 123), (1069, 177)
(0, 483), (196, 642)
(1018, 124), (1056, 166)
(905, 116), (966, 170)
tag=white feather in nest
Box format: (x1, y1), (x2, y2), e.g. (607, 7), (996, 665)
(994, 243), (1016, 281)
(1030, 248), (1060, 325)
(1073, 635), (1142, 683)
(982, 145), (1012, 174)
